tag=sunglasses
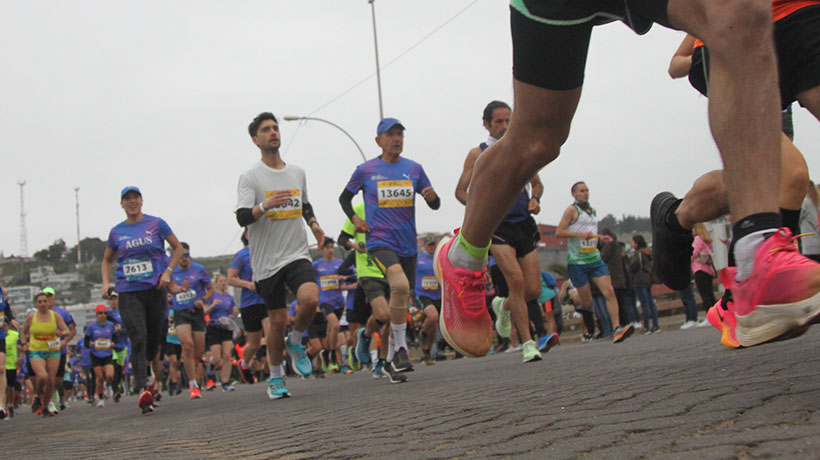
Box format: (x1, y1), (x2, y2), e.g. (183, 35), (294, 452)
(96, 312), (106, 315)
(182, 253), (190, 258)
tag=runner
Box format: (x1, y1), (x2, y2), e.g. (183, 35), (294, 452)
(5, 321), (20, 419)
(415, 236), (441, 365)
(313, 237), (348, 374)
(101, 185), (184, 413)
(204, 274), (238, 391)
(339, 117), (440, 378)
(434, 0), (820, 355)
(164, 305), (183, 396)
(0, 284), (15, 419)
(85, 305), (117, 407)
(228, 228), (273, 384)
(556, 182), (634, 343)
(235, 112), (326, 399)
(20, 292), (70, 416)
(42, 287), (76, 411)
(454, 100), (546, 360)
(167, 243), (213, 399)
(104, 291), (129, 402)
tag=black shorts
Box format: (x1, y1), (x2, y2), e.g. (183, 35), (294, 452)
(491, 216), (539, 258)
(174, 308), (206, 332)
(255, 259), (316, 311)
(511, 0), (670, 91)
(690, 6), (820, 110)
(349, 286), (372, 325)
(205, 325), (233, 349)
(320, 303), (344, 319)
(241, 304), (267, 333)
(369, 247), (417, 290)
(57, 353), (67, 378)
(6, 369), (18, 388)
(418, 295), (442, 313)
(91, 355), (113, 368)
(165, 343), (182, 360)
(307, 311), (327, 339)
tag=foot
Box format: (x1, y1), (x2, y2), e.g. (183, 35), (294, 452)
(348, 346), (362, 370)
(613, 324), (635, 343)
(340, 365), (354, 375)
(372, 360), (387, 379)
(521, 340), (542, 363)
(420, 350), (435, 365)
(96, 399), (105, 408)
(285, 332), (314, 377)
(491, 297), (512, 338)
(390, 347), (414, 373)
(650, 192), (694, 290)
(680, 320), (697, 330)
(706, 297), (740, 348)
(434, 235), (492, 357)
(355, 329), (371, 365)
(189, 387), (201, 400)
(221, 383), (236, 392)
(267, 377), (290, 399)
(722, 228), (820, 347)
(384, 364), (408, 383)
(536, 332), (560, 352)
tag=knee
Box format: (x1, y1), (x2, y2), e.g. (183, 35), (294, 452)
(389, 278), (410, 301)
(705, 1), (771, 52)
(525, 281), (541, 302)
(781, 154), (809, 201)
(426, 309), (439, 324)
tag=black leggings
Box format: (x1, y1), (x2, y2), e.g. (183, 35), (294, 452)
(527, 300), (546, 338)
(694, 271), (717, 312)
(119, 288), (166, 390)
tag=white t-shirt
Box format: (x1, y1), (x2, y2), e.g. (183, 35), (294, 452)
(235, 161), (312, 281)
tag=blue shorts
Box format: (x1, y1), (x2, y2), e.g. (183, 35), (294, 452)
(30, 350), (61, 361)
(567, 260), (610, 288)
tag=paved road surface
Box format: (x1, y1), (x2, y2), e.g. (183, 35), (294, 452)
(8, 325), (820, 459)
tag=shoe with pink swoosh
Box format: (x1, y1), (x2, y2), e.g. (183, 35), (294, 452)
(706, 297), (740, 349)
(434, 235), (492, 357)
(720, 228), (820, 347)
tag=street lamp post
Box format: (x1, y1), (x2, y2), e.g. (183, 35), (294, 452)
(283, 116), (367, 162)
(368, 0), (384, 119)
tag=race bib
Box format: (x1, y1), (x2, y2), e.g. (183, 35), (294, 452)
(580, 237), (598, 253)
(421, 276), (439, 290)
(48, 339), (61, 350)
(265, 189), (302, 220)
(0, 312), (4, 326)
(168, 326), (176, 335)
(94, 338), (111, 350)
(175, 289), (197, 305)
(123, 257), (153, 282)
(320, 275), (339, 291)
(377, 180), (413, 208)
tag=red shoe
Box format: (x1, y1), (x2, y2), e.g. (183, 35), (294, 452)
(706, 298), (740, 349)
(434, 235), (492, 357)
(189, 387), (202, 400)
(138, 390), (154, 411)
(721, 228), (820, 347)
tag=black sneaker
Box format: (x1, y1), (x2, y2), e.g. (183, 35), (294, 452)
(114, 392), (122, 403)
(390, 347), (414, 372)
(384, 364), (408, 384)
(651, 192), (694, 290)
(32, 396), (41, 413)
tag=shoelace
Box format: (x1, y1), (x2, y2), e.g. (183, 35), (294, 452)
(769, 230), (812, 254)
(455, 269), (487, 311)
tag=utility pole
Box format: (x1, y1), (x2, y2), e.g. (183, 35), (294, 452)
(369, 0), (385, 119)
(75, 187), (82, 268)
(18, 181), (28, 258)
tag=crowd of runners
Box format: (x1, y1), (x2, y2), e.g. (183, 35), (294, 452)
(2, 0), (820, 421)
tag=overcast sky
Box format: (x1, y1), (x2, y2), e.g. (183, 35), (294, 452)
(2, 1), (819, 259)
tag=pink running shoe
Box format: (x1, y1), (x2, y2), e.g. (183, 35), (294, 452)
(138, 389), (154, 412)
(706, 298), (740, 349)
(434, 235), (492, 357)
(720, 228), (820, 347)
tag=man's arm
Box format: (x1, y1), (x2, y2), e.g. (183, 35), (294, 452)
(529, 174), (543, 214)
(669, 34), (696, 79)
(555, 206), (587, 239)
(455, 147), (482, 206)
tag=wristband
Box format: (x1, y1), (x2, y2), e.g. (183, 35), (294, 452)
(258, 202), (267, 214)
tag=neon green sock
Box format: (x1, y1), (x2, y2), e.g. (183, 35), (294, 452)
(457, 232), (490, 260)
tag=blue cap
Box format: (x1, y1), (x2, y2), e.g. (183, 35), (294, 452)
(376, 118), (405, 135)
(120, 186), (142, 199)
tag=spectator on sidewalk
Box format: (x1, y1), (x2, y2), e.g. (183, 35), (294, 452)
(690, 223), (717, 327)
(628, 235), (660, 334)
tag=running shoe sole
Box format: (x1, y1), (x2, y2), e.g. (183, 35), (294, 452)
(650, 192), (693, 290)
(612, 324), (634, 343)
(538, 333), (560, 352)
(433, 235), (492, 357)
(733, 292), (820, 347)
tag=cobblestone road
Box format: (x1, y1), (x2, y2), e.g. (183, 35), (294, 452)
(7, 325), (820, 459)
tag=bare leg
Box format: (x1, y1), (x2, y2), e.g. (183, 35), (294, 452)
(591, 275), (621, 329)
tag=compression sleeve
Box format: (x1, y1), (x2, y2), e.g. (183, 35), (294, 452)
(302, 202), (316, 225)
(339, 189), (356, 220)
(236, 208), (256, 227)
(337, 230), (354, 250)
(426, 195), (441, 210)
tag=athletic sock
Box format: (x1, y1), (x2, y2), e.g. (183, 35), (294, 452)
(780, 208), (800, 236)
(329, 350), (336, 362)
(665, 199), (689, 233)
(391, 323), (407, 351)
(387, 335), (396, 363)
(369, 349), (379, 364)
(321, 349), (330, 364)
(732, 212), (781, 281)
(269, 365), (284, 379)
(448, 232), (489, 272)
(289, 331), (304, 346)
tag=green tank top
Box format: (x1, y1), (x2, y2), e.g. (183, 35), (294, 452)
(567, 204), (602, 265)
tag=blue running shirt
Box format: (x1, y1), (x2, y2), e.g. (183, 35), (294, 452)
(313, 258), (345, 310)
(107, 215), (174, 293)
(170, 262), (212, 311)
(85, 321), (117, 359)
(344, 157), (432, 257)
(415, 252), (440, 300)
(230, 247), (265, 308)
(208, 292), (236, 324)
